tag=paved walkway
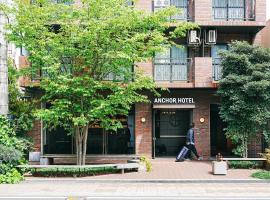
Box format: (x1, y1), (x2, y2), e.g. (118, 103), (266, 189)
(26, 158), (259, 180)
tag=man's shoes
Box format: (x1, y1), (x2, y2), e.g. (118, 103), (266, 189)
(197, 157), (203, 161)
(184, 158), (191, 161)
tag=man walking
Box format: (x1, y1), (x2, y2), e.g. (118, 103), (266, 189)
(186, 123), (202, 160)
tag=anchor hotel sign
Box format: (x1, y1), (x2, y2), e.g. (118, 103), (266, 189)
(154, 97), (195, 104)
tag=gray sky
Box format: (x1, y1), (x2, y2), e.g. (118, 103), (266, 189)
(267, 1), (270, 20)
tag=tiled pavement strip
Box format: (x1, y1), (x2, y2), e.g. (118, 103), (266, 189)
(27, 159), (262, 180)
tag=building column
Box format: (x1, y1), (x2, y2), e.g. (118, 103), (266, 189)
(135, 103), (152, 158)
(0, 10), (9, 115)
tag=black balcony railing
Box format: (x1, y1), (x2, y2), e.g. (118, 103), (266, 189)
(153, 0), (192, 21)
(154, 58), (192, 82)
(212, 0), (255, 21)
(213, 58), (222, 81)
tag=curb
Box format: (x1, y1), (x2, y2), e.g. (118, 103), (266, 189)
(23, 178), (270, 184)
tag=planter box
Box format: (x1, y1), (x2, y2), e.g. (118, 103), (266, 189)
(212, 161), (227, 175)
(29, 152), (40, 162)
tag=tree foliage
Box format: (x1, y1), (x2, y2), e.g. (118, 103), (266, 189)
(218, 41), (270, 157)
(1, 0), (195, 165)
(8, 59), (35, 138)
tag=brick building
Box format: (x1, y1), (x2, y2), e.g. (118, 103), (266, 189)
(20, 0), (268, 163)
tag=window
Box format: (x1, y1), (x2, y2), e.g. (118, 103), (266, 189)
(212, 44), (228, 81)
(103, 66), (133, 82)
(154, 46), (189, 81)
(20, 47), (29, 56)
(153, 0), (189, 21)
(212, 0), (246, 21)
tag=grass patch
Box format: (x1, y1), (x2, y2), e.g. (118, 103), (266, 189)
(229, 161), (261, 169)
(31, 166), (119, 177)
(251, 171), (270, 179)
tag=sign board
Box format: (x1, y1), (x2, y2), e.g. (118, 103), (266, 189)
(153, 98), (195, 104)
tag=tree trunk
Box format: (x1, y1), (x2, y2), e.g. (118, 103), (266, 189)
(75, 125), (89, 165)
(82, 125), (89, 165)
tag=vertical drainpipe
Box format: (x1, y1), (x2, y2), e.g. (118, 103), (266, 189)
(0, 0), (9, 116)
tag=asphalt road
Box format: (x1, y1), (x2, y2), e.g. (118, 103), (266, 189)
(0, 181), (270, 200)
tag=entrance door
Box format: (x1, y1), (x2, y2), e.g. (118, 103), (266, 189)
(154, 109), (191, 157)
(210, 104), (231, 156)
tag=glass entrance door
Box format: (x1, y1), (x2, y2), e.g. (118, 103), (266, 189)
(154, 109), (192, 157)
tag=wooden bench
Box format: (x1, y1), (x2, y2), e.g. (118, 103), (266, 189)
(18, 163), (140, 174)
(39, 154), (139, 165)
(222, 158), (266, 161)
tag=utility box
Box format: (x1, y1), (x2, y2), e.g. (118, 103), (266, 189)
(29, 152), (40, 162)
(212, 161), (227, 175)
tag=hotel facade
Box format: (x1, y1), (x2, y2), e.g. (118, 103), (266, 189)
(18, 0), (268, 163)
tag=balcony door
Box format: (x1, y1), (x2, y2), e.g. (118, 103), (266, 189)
(211, 44), (228, 81)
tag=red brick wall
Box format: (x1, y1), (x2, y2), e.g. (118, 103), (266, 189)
(194, 0), (212, 23)
(261, 20), (270, 48)
(28, 121), (42, 152)
(194, 57), (213, 88)
(135, 103), (152, 158)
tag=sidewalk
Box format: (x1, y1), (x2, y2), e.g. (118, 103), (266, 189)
(26, 158), (261, 181)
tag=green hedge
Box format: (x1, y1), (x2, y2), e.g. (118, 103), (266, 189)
(229, 161), (261, 169)
(252, 171), (270, 179)
(31, 166), (119, 177)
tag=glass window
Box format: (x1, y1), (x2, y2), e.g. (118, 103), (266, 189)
(154, 0), (188, 21)
(212, 44), (228, 81)
(212, 0), (245, 20)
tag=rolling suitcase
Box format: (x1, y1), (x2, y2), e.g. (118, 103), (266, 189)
(175, 146), (189, 162)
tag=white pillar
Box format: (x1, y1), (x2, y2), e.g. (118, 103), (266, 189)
(0, 4), (9, 115)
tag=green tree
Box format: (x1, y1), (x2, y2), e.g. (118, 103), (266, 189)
(218, 41), (270, 158)
(1, 0), (194, 165)
(8, 59), (35, 138)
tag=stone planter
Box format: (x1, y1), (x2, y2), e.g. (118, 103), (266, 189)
(212, 161), (227, 175)
(29, 152), (40, 162)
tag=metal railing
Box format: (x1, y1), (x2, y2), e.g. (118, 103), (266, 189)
(212, 0), (256, 21)
(154, 58), (192, 82)
(212, 58), (222, 81)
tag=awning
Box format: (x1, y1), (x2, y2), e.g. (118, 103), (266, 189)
(153, 104), (196, 109)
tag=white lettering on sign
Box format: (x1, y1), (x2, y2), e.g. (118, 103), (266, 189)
(153, 98), (194, 104)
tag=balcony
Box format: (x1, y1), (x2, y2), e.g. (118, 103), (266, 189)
(154, 58), (192, 88)
(212, 0), (255, 21)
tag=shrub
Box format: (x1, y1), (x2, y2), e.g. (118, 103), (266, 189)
(31, 167), (119, 177)
(0, 145), (22, 165)
(252, 171), (270, 179)
(140, 156), (152, 172)
(0, 116), (29, 184)
(0, 168), (23, 184)
(229, 160), (261, 169)
(260, 149), (270, 164)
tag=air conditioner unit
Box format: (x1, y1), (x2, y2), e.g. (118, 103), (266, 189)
(205, 30), (217, 45)
(188, 30), (201, 46)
